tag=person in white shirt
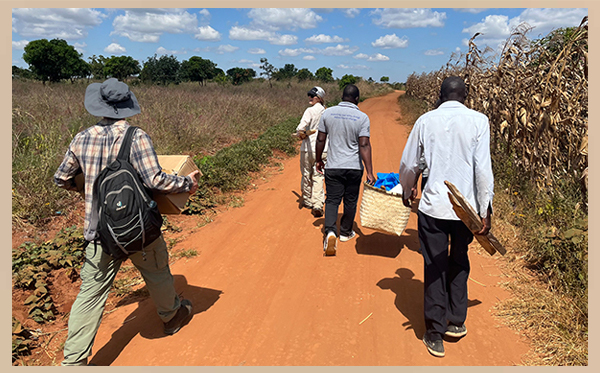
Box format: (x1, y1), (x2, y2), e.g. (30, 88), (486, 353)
(296, 86), (327, 217)
(398, 76), (494, 358)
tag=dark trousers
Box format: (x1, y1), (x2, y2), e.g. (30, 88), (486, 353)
(418, 211), (474, 340)
(324, 168), (363, 237)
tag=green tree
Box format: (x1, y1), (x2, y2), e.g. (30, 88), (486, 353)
(296, 68), (314, 81)
(339, 74), (358, 89)
(104, 56), (141, 81)
(140, 54), (181, 85)
(180, 56), (217, 86)
(380, 76), (390, 83)
(226, 67), (256, 85)
(259, 58), (277, 88)
(274, 63), (297, 80)
(315, 67), (334, 83)
(88, 55), (108, 80)
(12, 66), (34, 80)
(22, 38), (88, 83)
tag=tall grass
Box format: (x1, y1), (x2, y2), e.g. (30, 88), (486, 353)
(12, 78), (390, 227)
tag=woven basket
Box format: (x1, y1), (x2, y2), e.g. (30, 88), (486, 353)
(360, 182), (412, 236)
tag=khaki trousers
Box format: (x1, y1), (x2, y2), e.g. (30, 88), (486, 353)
(300, 150), (326, 210)
(61, 235), (180, 366)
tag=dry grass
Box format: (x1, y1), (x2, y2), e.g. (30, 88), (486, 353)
(12, 77), (390, 228)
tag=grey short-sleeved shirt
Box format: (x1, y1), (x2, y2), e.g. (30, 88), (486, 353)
(317, 101), (370, 170)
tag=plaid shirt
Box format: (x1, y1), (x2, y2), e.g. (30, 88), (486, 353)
(54, 118), (192, 241)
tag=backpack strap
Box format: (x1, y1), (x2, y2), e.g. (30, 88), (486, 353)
(116, 126), (138, 162)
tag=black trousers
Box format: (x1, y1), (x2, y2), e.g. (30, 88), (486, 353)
(323, 168), (363, 237)
(418, 210), (474, 340)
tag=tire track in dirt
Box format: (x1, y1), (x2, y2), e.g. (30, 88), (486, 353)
(88, 91), (529, 366)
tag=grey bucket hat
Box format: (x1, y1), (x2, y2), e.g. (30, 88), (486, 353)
(84, 78), (141, 119)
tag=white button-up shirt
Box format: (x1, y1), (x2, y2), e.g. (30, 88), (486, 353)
(296, 102), (326, 153)
(399, 100), (494, 220)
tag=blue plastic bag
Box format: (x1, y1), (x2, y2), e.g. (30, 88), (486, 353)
(373, 172), (399, 191)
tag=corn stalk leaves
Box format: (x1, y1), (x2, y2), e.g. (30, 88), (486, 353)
(405, 17), (588, 202)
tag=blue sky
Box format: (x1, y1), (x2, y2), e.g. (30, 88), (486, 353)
(11, 8), (589, 83)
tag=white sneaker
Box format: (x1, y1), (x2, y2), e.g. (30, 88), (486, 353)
(323, 231), (337, 256)
(339, 231), (356, 242)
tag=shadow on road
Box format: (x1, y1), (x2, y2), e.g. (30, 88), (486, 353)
(377, 268), (482, 340)
(89, 275), (222, 366)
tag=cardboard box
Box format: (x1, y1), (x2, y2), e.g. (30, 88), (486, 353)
(73, 155), (201, 215)
(154, 155), (202, 214)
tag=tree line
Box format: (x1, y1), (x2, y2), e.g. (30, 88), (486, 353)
(13, 38), (399, 88)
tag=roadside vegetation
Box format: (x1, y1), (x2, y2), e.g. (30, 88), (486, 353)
(397, 18), (588, 366)
(11, 74), (392, 365)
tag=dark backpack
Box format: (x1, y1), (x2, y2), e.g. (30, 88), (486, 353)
(92, 126), (163, 260)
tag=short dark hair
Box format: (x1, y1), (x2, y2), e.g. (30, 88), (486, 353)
(440, 76), (466, 102)
(342, 84), (359, 102)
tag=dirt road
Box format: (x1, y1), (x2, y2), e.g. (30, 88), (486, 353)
(88, 91), (529, 366)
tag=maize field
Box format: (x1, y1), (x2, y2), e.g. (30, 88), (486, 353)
(405, 17), (588, 208)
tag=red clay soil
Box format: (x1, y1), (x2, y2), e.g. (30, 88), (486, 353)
(40, 91), (531, 365)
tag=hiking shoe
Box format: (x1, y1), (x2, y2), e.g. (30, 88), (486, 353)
(164, 299), (193, 335)
(311, 208), (323, 218)
(423, 334), (445, 357)
(445, 324), (467, 338)
(323, 231), (337, 256)
(339, 231), (356, 242)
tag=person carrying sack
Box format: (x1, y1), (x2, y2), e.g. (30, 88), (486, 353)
(54, 78), (200, 366)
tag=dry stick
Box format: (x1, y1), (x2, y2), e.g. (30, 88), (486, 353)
(359, 312), (373, 325)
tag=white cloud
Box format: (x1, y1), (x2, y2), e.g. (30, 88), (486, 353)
(229, 26), (297, 45)
(236, 59), (254, 64)
(11, 8), (106, 40)
(454, 8), (488, 14)
(279, 48), (310, 57)
(247, 8), (323, 31)
(462, 8), (588, 49)
(321, 44), (359, 56)
(303, 55), (316, 60)
(248, 48), (266, 54)
(156, 46), (185, 55)
(12, 40), (29, 50)
(372, 33), (409, 49)
(353, 53), (369, 59)
(73, 42), (87, 53)
(216, 44), (239, 54)
(104, 43), (126, 54)
(368, 53), (390, 61)
(198, 9), (211, 22)
(305, 34), (348, 44)
(424, 49), (444, 56)
(270, 34), (298, 45)
(112, 9), (198, 43)
(194, 25), (221, 41)
(343, 9), (360, 18)
(509, 8), (588, 38)
(337, 64), (369, 70)
(371, 8), (447, 28)
(278, 44), (358, 57)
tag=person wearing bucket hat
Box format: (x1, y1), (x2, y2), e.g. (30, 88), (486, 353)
(54, 78), (200, 366)
(295, 86), (327, 217)
(398, 76), (494, 358)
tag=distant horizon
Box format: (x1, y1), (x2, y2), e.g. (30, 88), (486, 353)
(12, 8), (588, 83)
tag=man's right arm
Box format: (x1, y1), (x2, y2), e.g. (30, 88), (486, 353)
(359, 136), (375, 184)
(130, 131), (196, 194)
(315, 131), (327, 174)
